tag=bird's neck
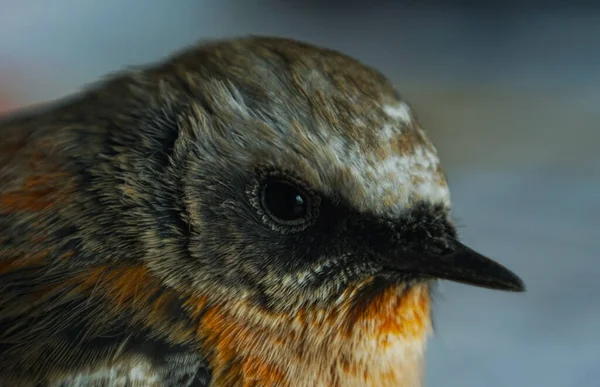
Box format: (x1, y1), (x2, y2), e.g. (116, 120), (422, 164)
(197, 283), (432, 387)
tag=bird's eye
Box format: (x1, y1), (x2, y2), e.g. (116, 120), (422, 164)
(262, 179), (308, 222)
(253, 174), (319, 232)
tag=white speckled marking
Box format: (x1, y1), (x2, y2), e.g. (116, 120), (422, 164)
(129, 364), (159, 382)
(321, 130), (450, 215)
(54, 362), (160, 387)
(313, 101), (448, 215)
(384, 102), (412, 124)
(379, 123), (397, 141)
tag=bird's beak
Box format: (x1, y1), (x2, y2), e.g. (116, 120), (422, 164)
(381, 238), (525, 292)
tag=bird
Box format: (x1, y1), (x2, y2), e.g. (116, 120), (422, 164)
(0, 36), (525, 387)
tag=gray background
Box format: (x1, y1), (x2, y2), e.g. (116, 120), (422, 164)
(1, 1), (598, 386)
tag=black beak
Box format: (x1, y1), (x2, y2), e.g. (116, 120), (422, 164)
(381, 238), (525, 292)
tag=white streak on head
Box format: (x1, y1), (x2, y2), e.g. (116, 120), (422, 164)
(321, 131), (451, 215)
(226, 87), (250, 117)
(379, 124), (397, 141)
(414, 181), (451, 206)
(383, 102), (412, 124)
(55, 362), (160, 386)
(129, 365), (158, 382)
(353, 117), (367, 128)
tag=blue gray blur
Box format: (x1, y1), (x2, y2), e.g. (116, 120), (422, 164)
(0, 1), (598, 386)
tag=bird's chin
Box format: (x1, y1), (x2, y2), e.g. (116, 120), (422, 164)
(338, 272), (431, 310)
(334, 275), (433, 335)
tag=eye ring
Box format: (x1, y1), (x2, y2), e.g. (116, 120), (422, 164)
(248, 170), (320, 233)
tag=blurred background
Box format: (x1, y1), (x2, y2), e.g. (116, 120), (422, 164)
(1, 1), (598, 386)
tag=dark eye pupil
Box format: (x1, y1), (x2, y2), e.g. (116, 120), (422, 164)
(263, 180), (308, 222)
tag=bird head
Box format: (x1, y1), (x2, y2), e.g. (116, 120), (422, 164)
(128, 37), (524, 316)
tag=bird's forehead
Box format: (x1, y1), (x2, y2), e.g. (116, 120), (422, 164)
(286, 100), (450, 216)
